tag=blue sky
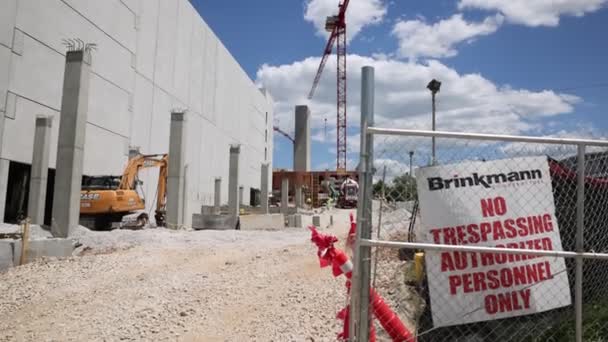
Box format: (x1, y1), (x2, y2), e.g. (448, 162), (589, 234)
(192, 0), (608, 171)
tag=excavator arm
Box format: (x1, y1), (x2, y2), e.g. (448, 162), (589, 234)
(154, 155), (168, 226)
(117, 154), (169, 226)
(119, 154), (167, 190)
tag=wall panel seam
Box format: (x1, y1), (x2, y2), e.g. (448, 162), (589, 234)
(59, 0), (136, 54)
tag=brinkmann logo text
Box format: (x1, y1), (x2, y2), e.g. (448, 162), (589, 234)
(428, 169), (542, 191)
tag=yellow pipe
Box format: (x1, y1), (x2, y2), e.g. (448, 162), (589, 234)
(414, 252), (425, 283)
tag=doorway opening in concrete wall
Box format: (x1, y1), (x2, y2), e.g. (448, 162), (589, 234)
(43, 169), (55, 226)
(250, 188), (260, 207)
(2, 161), (55, 226)
(4, 161), (30, 224)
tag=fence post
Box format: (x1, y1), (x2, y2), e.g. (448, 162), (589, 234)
(575, 144), (585, 342)
(351, 66), (375, 341)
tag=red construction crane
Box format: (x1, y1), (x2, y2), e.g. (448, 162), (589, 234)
(308, 0), (350, 172)
(273, 126), (294, 144)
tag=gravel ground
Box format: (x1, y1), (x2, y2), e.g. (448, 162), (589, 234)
(0, 206), (422, 341)
(0, 210), (356, 341)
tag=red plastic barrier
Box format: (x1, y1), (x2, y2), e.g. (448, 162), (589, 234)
(371, 289), (414, 341)
(346, 212), (357, 251)
(309, 226), (416, 342)
(337, 306), (376, 341)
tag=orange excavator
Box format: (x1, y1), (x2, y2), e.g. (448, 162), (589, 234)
(79, 154), (168, 230)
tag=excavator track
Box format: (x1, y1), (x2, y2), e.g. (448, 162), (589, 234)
(79, 213), (125, 230)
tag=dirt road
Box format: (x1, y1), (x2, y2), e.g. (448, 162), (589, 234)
(0, 211), (355, 341)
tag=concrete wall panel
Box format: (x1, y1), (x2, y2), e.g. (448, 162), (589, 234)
(184, 113), (201, 214)
(63, 0), (136, 52)
(15, 0), (134, 92)
(172, 0), (193, 104)
(148, 87), (172, 154)
(0, 46), (11, 113)
(188, 26), (205, 114)
(264, 91), (274, 169)
(196, 117), (210, 199)
(120, 0), (139, 14)
(202, 119), (225, 202)
(87, 74), (131, 138)
(8, 34), (64, 110)
(217, 134), (229, 205)
(90, 39), (134, 96)
(131, 73), (153, 151)
(83, 124), (127, 175)
(252, 104), (267, 142)
(213, 45), (229, 134)
(134, 0), (159, 80)
(15, 0), (77, 52)
(153, 0), (178, 94)
(201, 29), (217, 123)
(0, 0), (17, 48)
(1, 0), (274, 226)
(1, 96), (59, 166)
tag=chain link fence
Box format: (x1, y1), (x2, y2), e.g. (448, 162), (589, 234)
(362, 134), (608, 341)
(349, 66), (608, 341)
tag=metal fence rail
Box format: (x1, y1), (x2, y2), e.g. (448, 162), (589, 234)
(350, 66), (608, 342)
(366, 128), (608, 146)
(359, 240), (608, 260)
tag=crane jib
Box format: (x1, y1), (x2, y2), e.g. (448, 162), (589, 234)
(308, 0), (349, 171)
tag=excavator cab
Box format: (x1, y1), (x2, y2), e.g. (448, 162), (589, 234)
(82, 175), (121, 190)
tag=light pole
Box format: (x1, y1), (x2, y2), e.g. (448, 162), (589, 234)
(427, 79), (441, 165)
(409, 150), (414, 176)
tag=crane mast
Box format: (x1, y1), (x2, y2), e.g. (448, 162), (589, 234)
(308, 0), (350, 172)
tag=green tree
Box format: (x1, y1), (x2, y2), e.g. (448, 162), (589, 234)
(388, 173), (417, 202)
(373, 180), (390, 197)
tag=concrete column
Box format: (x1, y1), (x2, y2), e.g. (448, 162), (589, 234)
(182, 164), (188, 227)
(52, 49), (92, 238)
(260, 163), (269, 214)
(295, 185), (303, 208)
(228, 145), (240, 221)
(27, 116), (53, 224)
(214, 177), (221, 213)
(0, 159), (9, 222)
(294, 105), (310, 171)
(281, 177), (289, 214)
(167, 111), (186, 228)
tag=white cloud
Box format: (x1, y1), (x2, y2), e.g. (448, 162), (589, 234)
(257, 54), (590, 171)
(458, 0), (607, 27)
(256, 54), (579, 141)
(500, 125), (608, 158)
(312, 125), (336, 143)
(373, 158), (412, 181)
(392, 14), (504, 60)
(304, 0), (387, 42)
(371, 52), (395, 60)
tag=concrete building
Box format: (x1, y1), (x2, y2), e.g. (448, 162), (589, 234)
(0, 0), (273, 226)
